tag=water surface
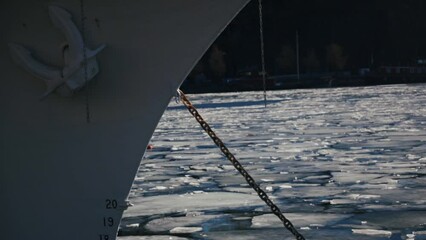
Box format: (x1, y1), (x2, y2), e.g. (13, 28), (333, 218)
(119, 84), (426, 240)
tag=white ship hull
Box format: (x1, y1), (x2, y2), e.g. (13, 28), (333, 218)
(0, 1), (249, 239)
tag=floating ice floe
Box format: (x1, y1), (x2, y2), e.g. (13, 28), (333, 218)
(351, 228), (392, 237)
(143, 214), (225, 233)
(348, 194), (381, 200)
(329, 199), (358, 205)
(118, 236), (189, 240)
(170, 227), (203, 234)
(124, 192), (261, 218)
(251, 213), (351, 229)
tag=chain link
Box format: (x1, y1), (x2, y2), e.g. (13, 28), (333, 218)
(258, 0), (267, 107)
(178, 90), (305, 240)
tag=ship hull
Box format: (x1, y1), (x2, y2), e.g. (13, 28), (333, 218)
(0, 1), (248, 239)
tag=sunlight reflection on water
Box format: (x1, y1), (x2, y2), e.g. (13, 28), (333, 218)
(120, 84), (426, 240)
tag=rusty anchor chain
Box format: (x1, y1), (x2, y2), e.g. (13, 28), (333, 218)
(177, 89), (305, 240)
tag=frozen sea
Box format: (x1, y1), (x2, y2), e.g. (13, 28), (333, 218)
(119, 84), (426, 240)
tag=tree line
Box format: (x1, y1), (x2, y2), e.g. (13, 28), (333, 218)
(187, 0), (426, 83)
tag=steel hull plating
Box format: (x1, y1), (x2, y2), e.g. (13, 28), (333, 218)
(0, 1), (248, 239)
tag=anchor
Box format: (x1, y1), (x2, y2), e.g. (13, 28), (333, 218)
(9, 5), (106, 99)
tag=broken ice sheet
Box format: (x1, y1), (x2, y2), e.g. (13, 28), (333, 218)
(122, 85), (426, 239)
(124, 192), (262, 218)
(143, 214), (229, 233)
(118, 236), (189, 240)
(347, 211), (426, 229)
(251, 213), (351, 228)
(352, 229), (392, 237)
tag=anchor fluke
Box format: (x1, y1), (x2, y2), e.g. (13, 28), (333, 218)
(9, 43), (65, 99)
(9, 5), (106, 99)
